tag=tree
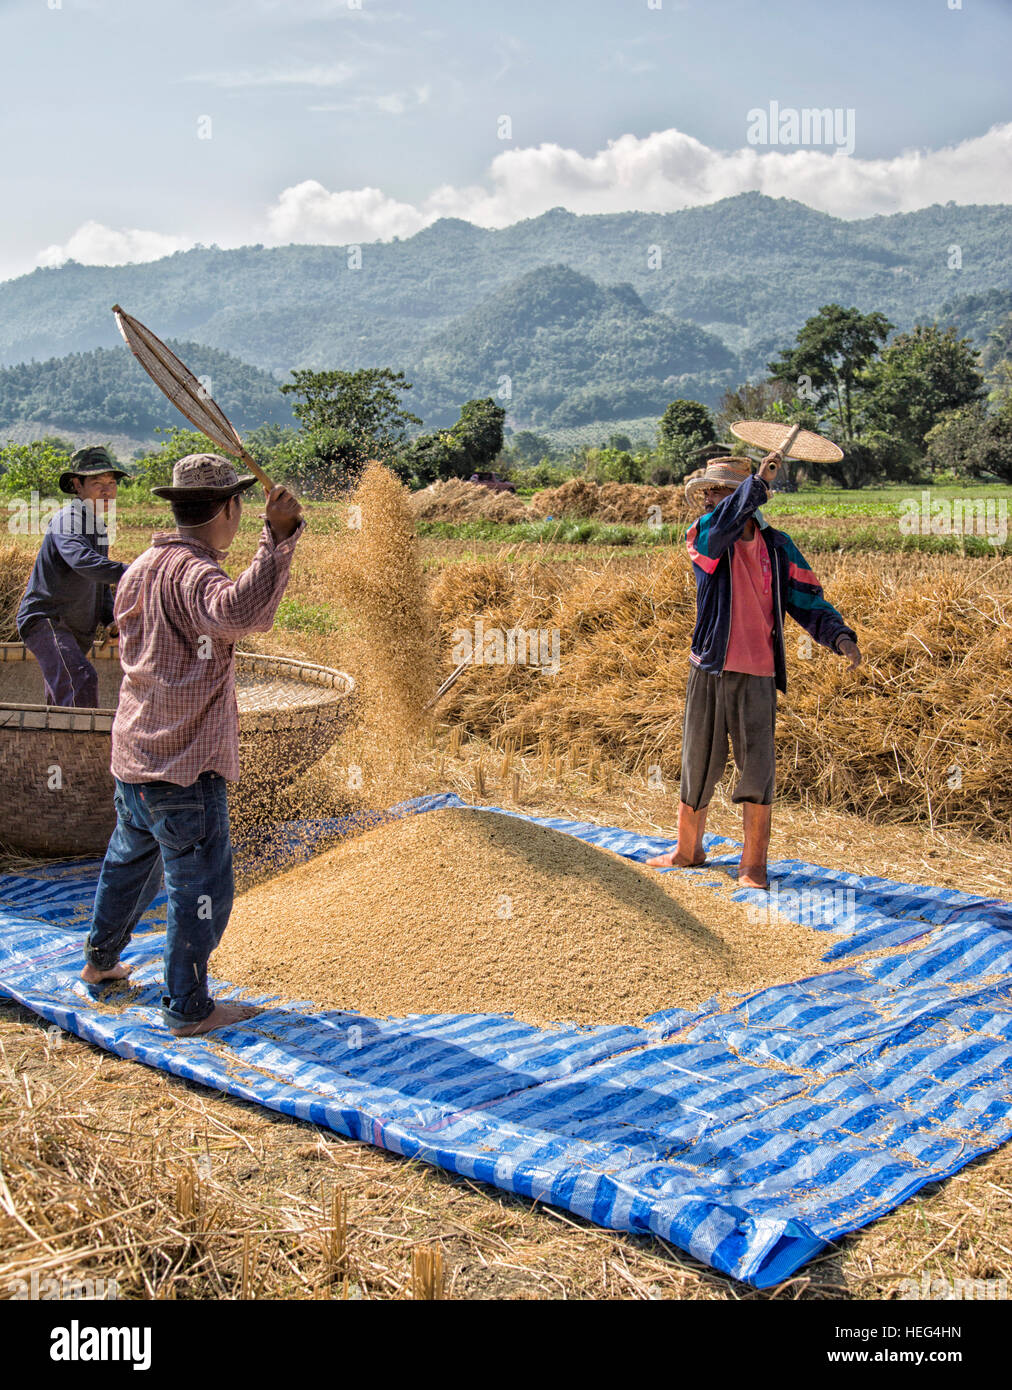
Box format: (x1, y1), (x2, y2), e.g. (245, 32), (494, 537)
(0, 436), (76, 497)
(587, 447), (644, 484)
(656, 399), (716, 481)
(925, 401), (1012, 482)
(279, 367), (422, 489)
(505, 430), (555, 466)
(768, 304), (893, 448)
(453, 398), (506, 473)
(865, 324), (984, 457)
(396, 397), (506, 486)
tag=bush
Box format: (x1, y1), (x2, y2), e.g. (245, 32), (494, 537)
(587, 447), (644, 484)
(512, 459), (576, 490)
(0, 437), (75, 498)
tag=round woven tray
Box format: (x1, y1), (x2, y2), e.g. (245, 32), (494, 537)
(0, 643), (356, 857)
(730, 419), (844, 463)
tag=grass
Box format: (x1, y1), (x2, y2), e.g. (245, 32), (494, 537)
(64, 481), (1012, 558)
(417, 518), (685, 547)
(275, 597), (345, 635)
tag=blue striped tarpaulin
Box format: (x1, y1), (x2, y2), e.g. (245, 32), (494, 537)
(1, 792), (1011, 1288)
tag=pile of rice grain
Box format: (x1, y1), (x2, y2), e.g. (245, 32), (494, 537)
(213, 807), (835, 1026)
(333, 460), (438, 743)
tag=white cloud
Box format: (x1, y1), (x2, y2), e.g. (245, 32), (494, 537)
(34, 122), (1012, 272)
(263, 122), (1012, 245)
(186, 62), (355, 88)
(36, 222), (194, 269)
(266, 182), (430, 243)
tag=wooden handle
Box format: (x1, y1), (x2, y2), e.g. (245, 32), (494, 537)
(424, 659), (472, 711)
(778, 423), (802, 458)
(237, 447), (274, 494)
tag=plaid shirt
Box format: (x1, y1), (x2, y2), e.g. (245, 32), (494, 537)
(111, 521), (304, 785)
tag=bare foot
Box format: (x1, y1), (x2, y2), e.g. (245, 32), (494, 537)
(170, 1001), (262, 1038)
(81, 961), (133, 985)
(647, 849), (707, 868)
(738, 868), (769, 890)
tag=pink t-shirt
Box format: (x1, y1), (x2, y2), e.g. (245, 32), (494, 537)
(724, 529), (775, 677)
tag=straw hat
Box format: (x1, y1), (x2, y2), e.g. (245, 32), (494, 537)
(151, 453), (257, 502)
(683, 456), (753, 508)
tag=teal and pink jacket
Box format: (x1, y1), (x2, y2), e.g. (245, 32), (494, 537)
(685, 474), (856, 694)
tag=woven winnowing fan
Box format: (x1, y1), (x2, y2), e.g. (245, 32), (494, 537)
(729, 420), (843, 464)
(112, 305), (273, 492)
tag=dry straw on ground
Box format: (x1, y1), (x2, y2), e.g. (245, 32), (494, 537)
(0, 542), (33, 641)
(528, 479), (692, 524)
(410, 479), (530, 524)
(213, 805), (836, 1025)
(431, 551), (1012, 839)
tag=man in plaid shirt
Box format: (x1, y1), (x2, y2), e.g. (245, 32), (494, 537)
(81, 454), (304, 1036)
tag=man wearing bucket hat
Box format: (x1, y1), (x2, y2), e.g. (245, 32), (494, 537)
(647, 452), (861, 888)
(80, 454), (304, 1037)
(16, 445), (131, 707)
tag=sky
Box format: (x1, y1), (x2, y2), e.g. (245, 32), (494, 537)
(1, 0), (1010, 282)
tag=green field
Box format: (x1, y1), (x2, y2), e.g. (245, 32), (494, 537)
(99, 481), (1012, 559)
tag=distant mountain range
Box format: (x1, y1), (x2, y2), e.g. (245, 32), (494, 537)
(409, 265), (736, 427)
(0, 342), (295, 440)
(0, 193), (1008, 437)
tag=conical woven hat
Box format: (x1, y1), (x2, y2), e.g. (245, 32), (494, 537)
(683, 457), (752, 507)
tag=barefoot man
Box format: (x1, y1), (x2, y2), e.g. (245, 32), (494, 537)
(81, 454), (304, 1036)
(648, 452), (861, 888)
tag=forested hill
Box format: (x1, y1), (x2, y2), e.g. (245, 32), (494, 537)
(410, 265), (736, 427)
(0, 194), (1009, 378)
(0, 343), (296, 437)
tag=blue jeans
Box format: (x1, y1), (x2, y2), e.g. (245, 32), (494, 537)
(85, 773), (235, 1028)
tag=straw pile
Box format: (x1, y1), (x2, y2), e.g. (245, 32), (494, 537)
(0, 543), (33, 641)
(528, 479), (691, 525)
(410, 479), (529, 524)
(213, 806), (833, 1026)
(430, 552), (1012, 838)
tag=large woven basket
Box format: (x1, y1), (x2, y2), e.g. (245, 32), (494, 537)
(0, 643), (355, 857)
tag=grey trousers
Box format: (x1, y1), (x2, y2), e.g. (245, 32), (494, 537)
(679, 665), (777, 808)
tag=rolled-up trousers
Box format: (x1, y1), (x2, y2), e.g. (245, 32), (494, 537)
(679, 665), (777, 808)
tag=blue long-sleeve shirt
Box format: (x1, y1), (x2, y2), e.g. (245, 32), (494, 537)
(16, 500), (128, 650)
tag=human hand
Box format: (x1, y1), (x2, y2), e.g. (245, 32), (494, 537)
(757, 451), (781, 487)
(838, 637), (861, 669)
(263, 485), (303, 541)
